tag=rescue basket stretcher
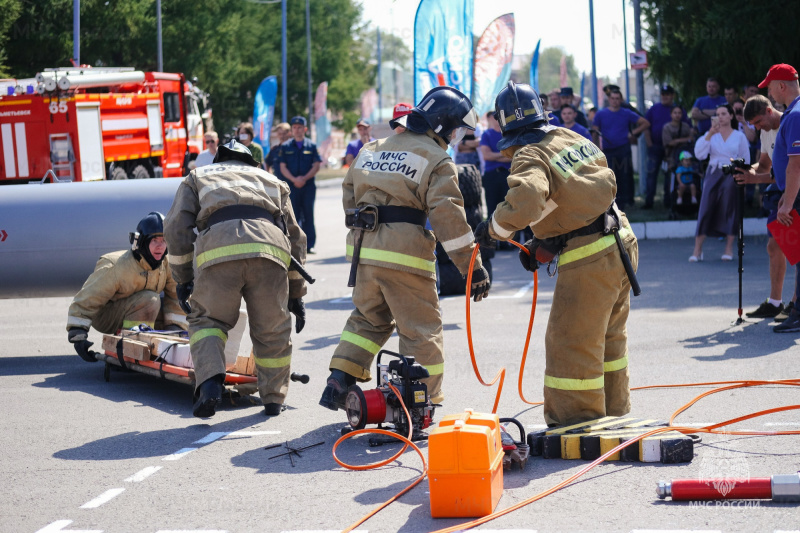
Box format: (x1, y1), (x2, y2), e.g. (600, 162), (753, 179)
(95, 330), (257, 390)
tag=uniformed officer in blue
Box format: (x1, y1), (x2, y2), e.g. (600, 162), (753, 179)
(319, 86), (491, 411)
(277, 116), (322, 254)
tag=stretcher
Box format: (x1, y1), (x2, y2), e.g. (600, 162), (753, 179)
(95, 330), (258, 393)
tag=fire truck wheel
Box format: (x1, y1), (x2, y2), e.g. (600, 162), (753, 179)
(110, 166), (129, 180)
(131, 165), (152, 180)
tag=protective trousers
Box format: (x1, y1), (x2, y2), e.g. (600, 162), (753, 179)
(543, 239), (639, 427)
(189, 258), (292, 405)
(330, 264), (445, 403)
(92, 291), (161, 333)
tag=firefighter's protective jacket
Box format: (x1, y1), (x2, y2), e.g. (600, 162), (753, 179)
(344, 130), (481, 279)
(66, 250), (184, 331)
(488, 127), (635, 269)
(165, 161), (307, 298)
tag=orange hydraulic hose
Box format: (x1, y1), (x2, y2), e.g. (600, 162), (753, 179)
(430, 396), (800, 533)
(465, 241), (542, 413)
(334, 383), (428, 533)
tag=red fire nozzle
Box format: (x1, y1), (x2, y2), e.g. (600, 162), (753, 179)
(657, 473), (800, 502)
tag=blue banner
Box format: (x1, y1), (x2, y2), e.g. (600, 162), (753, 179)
(529, 39), (541, 92)
(253, 75), (277, 150)
(413, 0), (474, 102)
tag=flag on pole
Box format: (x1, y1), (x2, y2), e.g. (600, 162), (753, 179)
(529, 39), (541, 92)
(314, 82), (332, 164)
(559, 55), (568, 89)
(472, 13), (515, 117)
(360, 88), (378, 122)
(253, 76), (277, 150)
(413, 0), (474, 102)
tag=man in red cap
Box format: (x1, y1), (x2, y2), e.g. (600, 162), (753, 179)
(391, 102), (413, 134)
(759, 63), (800, 333)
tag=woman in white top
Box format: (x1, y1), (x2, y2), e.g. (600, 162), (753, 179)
(689, 104), (750, 262)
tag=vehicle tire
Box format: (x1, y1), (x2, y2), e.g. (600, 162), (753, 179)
(457, 164), (483, 208)
(131, 164), (152, 180)
(110, 166), (129, 180)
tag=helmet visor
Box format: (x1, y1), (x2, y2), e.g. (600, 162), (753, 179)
(449, 127), (468, 148)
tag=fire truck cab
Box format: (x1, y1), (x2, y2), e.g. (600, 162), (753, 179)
(0, 67), (206, 184)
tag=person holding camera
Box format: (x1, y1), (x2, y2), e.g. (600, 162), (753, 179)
(734, 95), (790, 320)
(689, 104), (750, 262)
(758, 63), (800, 333)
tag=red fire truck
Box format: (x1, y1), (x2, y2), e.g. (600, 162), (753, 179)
(0, 67), (207, 184)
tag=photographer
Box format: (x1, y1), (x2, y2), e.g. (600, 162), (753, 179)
(689, 104), (750, 262)
(758, 64), (800, 332)
(735, 96), (790, 320)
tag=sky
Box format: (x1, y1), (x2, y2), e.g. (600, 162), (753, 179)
(357, 0), (639, 80)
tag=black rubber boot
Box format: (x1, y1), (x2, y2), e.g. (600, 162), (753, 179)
(319, 370), (355, 411)
(264, 403), (285, 416)
(193, 374), (224, 418)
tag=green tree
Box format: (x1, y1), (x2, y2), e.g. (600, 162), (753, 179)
(0, 0), (22, 77)
(641, 0), (800, 104)
(2, 0), (372, 136)
(514, 46), (581, 96)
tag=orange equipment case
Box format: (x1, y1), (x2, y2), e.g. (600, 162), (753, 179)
(428, 409), (504, 518)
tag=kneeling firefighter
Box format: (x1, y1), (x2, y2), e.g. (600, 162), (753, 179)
(474, 81), (640, 427)
(66, 212), (187, 362)
(320, 86), (491, 410)
(164, 140), (307, 418)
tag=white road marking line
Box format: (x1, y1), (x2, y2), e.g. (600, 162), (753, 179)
(630, 531), (722, 533)
(194, 430), (282, 445)
(162, 447), (197, 461)
(493, 281), (535, 299)
(155, 530), (228, 533)
(279, 530), (368, 533)
(229, 430), (281, 436)
(124, 466), (162, 482)
(80, 488), (125, 509)
(36, 520), (103, 533)
(193, 432), (229, 444)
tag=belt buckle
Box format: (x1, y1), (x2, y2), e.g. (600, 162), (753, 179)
(358, 204), (378, 231)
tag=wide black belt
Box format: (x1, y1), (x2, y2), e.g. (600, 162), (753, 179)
(207, 204), (285, 232)
(204, 204), (316, 284)
(345, 204), (428, 287)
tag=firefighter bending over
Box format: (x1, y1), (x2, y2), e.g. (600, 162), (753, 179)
(164, 140), (307, 418)
(474, 82), (639, 427)
(320, 86), (490, 411)
(66, 212), (187, 362)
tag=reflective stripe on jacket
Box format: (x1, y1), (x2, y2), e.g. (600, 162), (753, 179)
(66, 250), (184, 331)
(344, 130), (481, 279)
(164, 161), (307, 298)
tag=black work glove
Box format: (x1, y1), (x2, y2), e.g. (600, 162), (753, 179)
(518, 239), (541, 272)
(470, 266), (491, 302)
(68, 328), (96, 363)
(473, 220), (497, 249)
(288, 297), (306, 333)
(176, 281), (194, 315)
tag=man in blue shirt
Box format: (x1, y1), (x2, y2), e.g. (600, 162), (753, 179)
(691, 77), (727, 135)
(344, 119), (374, 166)
(644, 85), (689, 208)
(479, 111), (512, 219)
(559, 87), (589, 128)
(278, 116), (322, 254)
(560, 104), (591, 139)
(592, 89), (650, 210)
(760, 63), (800, 333)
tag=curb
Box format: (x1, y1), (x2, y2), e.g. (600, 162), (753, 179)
(318, 177), (770, 240)
(630, 218), (768, 240)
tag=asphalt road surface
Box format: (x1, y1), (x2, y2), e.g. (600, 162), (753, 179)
(2, 181), (799, 533)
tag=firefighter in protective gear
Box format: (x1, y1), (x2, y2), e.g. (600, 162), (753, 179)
(319, 86), (490, 411)
(164, 140), (307, 418)
(480, 81), (639, 427)
(66, 212), (187, 363)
